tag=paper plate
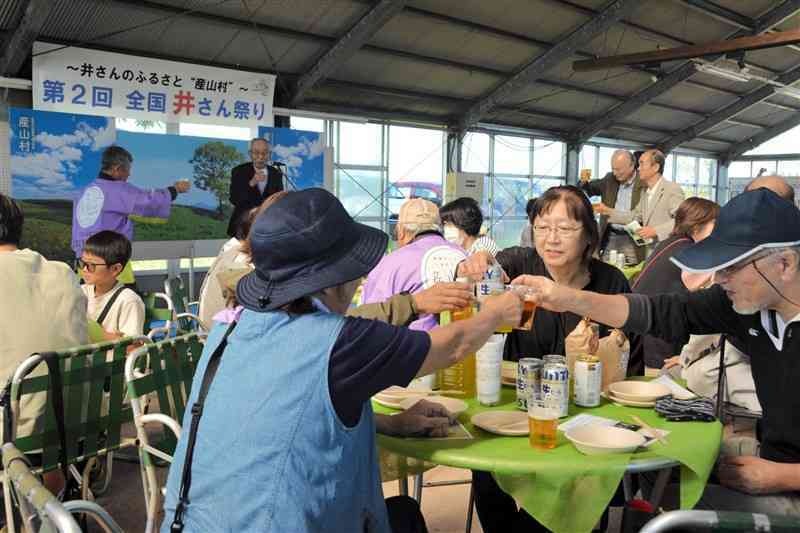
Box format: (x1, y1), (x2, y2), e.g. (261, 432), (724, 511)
(471, 410), (529, 436)
(608, 381), (670, 402)
(501, 376), (516, 387)
(565, 425), (646, 455)
(398, 395), (468, 416)
(606, 392), (655, 408)
(501, 361), (517, 380)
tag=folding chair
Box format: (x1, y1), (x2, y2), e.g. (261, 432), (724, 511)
(2, 443), (123, 533)
(124, 332), (206, 533)
(142, 291), (175, 340)
(163, 276), (207, 333)
(641, 510), (800, 532)
(714, 336), (762, 426)
(3, 335), (151, 530)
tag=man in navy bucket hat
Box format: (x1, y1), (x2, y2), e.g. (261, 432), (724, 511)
(162, 188), (523, 533)
(509, 187), (800, 516)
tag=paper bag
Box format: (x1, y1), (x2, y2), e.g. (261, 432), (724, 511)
(564, 318), (599, 381)
(596, 329), (630, 391)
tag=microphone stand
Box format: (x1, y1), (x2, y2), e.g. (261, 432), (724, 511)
(272, 162), (299, 191)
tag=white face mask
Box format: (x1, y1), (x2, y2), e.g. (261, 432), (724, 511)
(444, 225), (465, 247)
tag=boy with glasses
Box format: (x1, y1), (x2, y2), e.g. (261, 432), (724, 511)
(80, 231), (145, 340)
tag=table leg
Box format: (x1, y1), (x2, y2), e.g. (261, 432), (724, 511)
(648, 468), (671, 508)
(623, 473), (633, 501)
(399, 477), (409, 496)
(413, 473), (423, 503)
(465, 482), (475, 533)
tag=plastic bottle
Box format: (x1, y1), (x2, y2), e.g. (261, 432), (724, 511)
(476, 335), (505, 405)
(439, 278), (477, 398)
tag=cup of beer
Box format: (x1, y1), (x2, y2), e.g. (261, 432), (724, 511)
(506, 285), (537, 330)
(528, 399), (558, 449)
(580, 168), (592, 183)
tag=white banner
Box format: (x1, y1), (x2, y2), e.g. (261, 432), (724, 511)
(32, 41), (275, 127)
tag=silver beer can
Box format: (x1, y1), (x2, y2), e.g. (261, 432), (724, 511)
(541, 362), (570, 417)
(574, 355), (602, 407)
(516, 358), (543, 411)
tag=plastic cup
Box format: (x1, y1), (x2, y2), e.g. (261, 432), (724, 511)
(528, 399), (558, 449)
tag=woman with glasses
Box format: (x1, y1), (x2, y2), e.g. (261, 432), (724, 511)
(469, 185), (636, 533)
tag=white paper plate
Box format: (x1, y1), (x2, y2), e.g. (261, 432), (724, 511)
(471, 410), (529, 436)
(605, 391), (655, 408)
(565, 425), (646, 455)
(608, 381), (670, 402)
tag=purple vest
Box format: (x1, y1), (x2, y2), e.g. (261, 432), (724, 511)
(71, 177), (172, 257)
(362, 234), (466, 331)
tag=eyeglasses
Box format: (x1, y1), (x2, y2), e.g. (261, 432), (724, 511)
(532, 224), (583, 239)
(716, 253), (773, 279)
(77, 258), (108, 273)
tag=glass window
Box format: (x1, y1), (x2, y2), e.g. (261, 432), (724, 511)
(663, 154), (675, 181)
(728, 161), (751, 178)
(580, 145), (597, 181)
(778, 160), (800, 176)
(388, 125), (444, 186)
(291, 116), (324, 133)
(598, 147), (616, 178)
(494, 136), (530, 175)
(338, 122), (382, 166)
(699, 158), (716, 186)
(461, 132), (490, 173)
(531, 177), (564, 197)
(179, 122), (251, 140)
(493, 176), (531, 219)
(336, 168), (383, 217)
(753, 161), (778, 175)
(744, 123), (800, 156)
(533, 139), (564, 176)
(116, 118), (166, 134)
(676, 155), (697, 184)
(696, 186), (714, 200)
(490, 217), (528, 250)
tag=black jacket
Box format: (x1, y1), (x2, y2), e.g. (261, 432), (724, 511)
(631, 235), (693, 368)
(226, 163), (283, 237)
(626, 286), (800, 464)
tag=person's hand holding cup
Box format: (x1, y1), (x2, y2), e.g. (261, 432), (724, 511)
(480, 290), (522, 333)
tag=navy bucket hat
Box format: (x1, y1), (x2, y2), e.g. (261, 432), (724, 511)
(236, 188), (388, 311)
(671, 188), (800, 273)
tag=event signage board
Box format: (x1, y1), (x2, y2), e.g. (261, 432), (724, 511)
(32, 41), (275, 127)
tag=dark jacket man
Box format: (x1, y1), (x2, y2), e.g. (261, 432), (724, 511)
(226, 163), (283, 237)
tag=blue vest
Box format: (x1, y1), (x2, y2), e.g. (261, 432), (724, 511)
(162, 309), (390, 532)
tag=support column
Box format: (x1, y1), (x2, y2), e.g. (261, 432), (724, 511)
(716, 159), (729, 204)
(565, 142), (581, 185)
(446, 130), (463, 174)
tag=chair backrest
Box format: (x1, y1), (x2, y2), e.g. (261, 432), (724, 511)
(2, 442), (82, 533)
(164, 276), (190, 316)
(2, 443), (123, 533)
(641, 510), (800, 533)
(125, 332), (206, 460)
(8, 336), (150, 473)
(143, 292), (175, 339)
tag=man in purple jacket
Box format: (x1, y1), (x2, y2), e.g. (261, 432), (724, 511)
(362, 198), (466, 333)
(71, 145), (191, 257)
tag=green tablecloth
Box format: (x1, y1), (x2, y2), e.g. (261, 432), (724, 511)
(374, 387), (721, 533)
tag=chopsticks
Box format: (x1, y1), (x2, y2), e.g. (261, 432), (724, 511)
(630, 415), (668, 446)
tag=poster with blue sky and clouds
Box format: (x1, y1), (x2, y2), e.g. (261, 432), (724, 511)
(258, 126), (324, 190)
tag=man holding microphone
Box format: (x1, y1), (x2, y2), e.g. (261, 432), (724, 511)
(226, 137), (284, 237)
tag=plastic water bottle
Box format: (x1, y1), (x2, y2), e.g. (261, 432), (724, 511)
(476, 335), (505, 406)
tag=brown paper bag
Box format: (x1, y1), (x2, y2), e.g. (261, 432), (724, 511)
(596, 329), (630, 392)
(564, 318), (599, 383)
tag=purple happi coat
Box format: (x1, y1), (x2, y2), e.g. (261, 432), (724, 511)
(71, 175), (173, 257)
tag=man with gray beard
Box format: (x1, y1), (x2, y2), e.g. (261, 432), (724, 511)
(513, 188), (800, 516)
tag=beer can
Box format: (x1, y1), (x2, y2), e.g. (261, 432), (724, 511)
(574, 354), (602, 407)
(541, 362), (570, 418)
(516, 358), (543, 411)
(543, 354), (566, 366)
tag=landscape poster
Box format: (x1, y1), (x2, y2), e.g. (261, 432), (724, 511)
(10, 107), (248, 262)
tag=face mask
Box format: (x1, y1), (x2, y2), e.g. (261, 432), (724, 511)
(444, 225), (464, 247)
